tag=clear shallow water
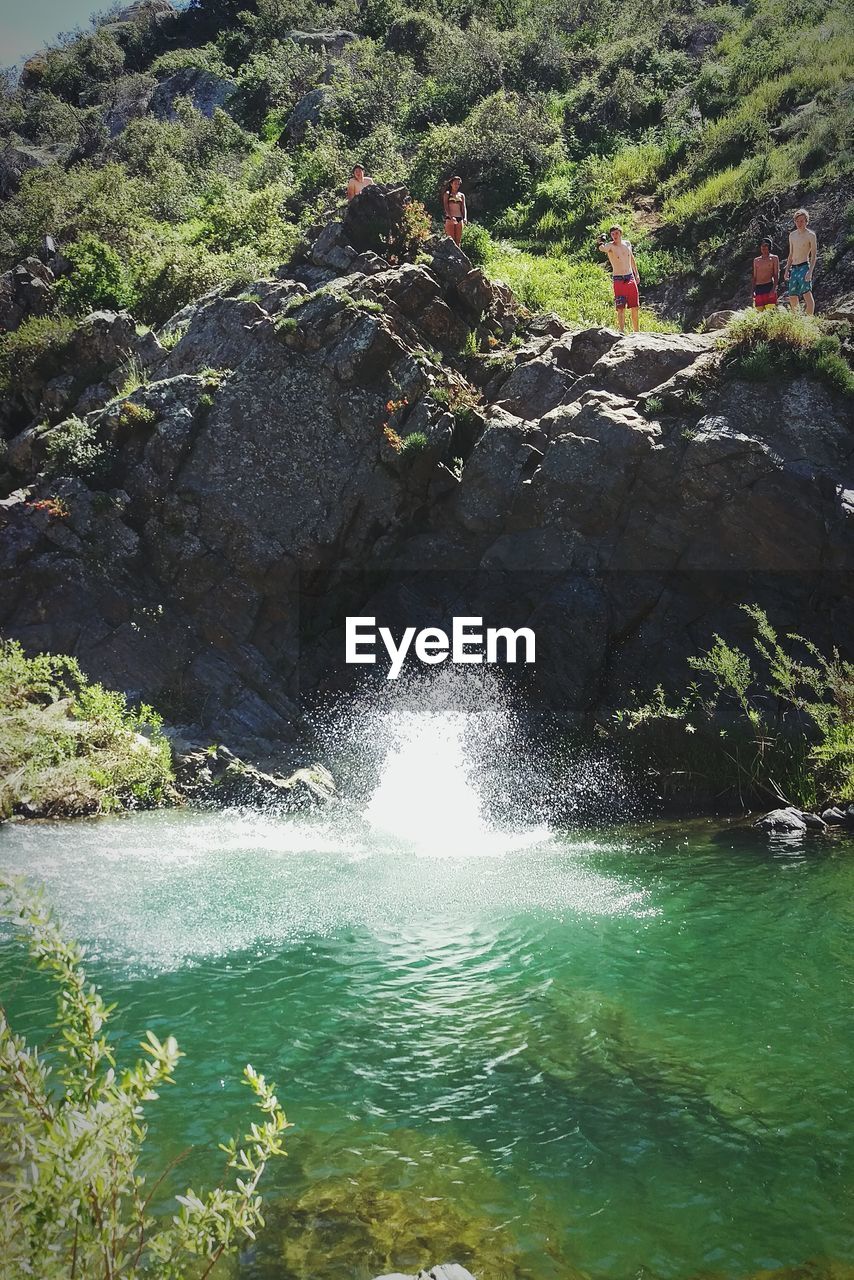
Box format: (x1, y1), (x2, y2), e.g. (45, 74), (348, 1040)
(1, 809), (853, 1280)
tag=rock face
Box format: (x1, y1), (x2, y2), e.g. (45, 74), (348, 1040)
(0, 257), (55, 332)
(1, 206), (853, 762)
(149, 68), (238, 122)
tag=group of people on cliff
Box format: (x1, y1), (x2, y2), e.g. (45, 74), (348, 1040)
(597, 208), (819, 333)
(346, 165), (820, 335)
(346, 164), (467, 246)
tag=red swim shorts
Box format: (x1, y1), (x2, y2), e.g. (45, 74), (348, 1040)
(613, 274), (639, 309)
(753, 282), (778, 308)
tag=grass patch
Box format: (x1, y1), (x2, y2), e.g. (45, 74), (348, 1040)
(398, 430), (429, 456)
(720, 309), (854, 396)
(0, 640), (175, 819)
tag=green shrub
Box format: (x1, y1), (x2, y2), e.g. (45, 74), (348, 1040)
(0, 316), (76, 400)
(409, 91), (564, 215)
(615, 605), (854, 809)
(720, 309), (854, 397)
(0, 880), (292, 1277)
(38, 29), (125, 103)
(461, 221), (493, 265)
(55, 233), (135, 314)
(44, 415), (110, 480)
(0, 641), (175, 819)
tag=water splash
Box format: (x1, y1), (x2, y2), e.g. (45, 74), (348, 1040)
(362, 705), (547, 856)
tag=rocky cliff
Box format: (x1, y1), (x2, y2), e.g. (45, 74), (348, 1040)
(1, 192), (853, 761)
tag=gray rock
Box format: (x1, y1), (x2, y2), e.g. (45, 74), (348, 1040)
(173, 743), (336, 810)
(577, 332), (715, 400)
(281, 86), (332, 141)
(702, 309), (740, 331)
(286, 28), (358, 61)
(310, 221), (357, 272)
(825, 297), (854, 324)
(0, 141), (71, 200)
(493, 353), (574, 418)
(754, 807), (809, 834)
(149, 67), (238, 122)
(103, 73), (156, 136)
(0, 256), (55, 332)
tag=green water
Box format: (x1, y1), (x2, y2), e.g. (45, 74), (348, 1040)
(1, 809), (853, 1280)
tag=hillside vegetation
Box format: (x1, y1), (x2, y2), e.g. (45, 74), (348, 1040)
(0, 0), (850, 328)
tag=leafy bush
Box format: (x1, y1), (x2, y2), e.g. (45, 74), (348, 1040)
(720, 309), (854, 396)
(44, 415), (111, 480)
(229, 42), (323, 132)
(38, 30), (125, 103)
(55, 233), (135, 313)
(0, 880), (292, 1278)
(0, 316), (76, 400)
(0, 641), (175, 819)
(410, 92), (563, 215)
(461, 221), (494, 265)
(615, 605), (854, 809)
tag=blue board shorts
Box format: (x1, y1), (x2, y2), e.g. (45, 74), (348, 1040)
(787, 262), (813, 298)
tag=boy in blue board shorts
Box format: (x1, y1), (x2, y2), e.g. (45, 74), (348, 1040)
(784, 209), (818, 315)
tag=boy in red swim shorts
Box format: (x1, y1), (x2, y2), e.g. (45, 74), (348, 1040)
(752, 237), (779, 309)
(598, 225), (640, 333)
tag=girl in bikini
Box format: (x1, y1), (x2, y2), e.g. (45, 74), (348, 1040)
(443, 176), (467, 247)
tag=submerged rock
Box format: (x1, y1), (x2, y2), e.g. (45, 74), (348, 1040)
(374, 1268), (476, 1280)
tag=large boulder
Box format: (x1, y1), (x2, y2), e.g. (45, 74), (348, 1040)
(570, 332), (715, 400)
(149, 67), (238, 121)
(0, 257), (55, 332)
(281, 86), (332, 142)
(493, 352), (574, 418)
(341, 183), (411, 256)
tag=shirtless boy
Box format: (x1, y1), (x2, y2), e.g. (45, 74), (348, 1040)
(346, 164), (374, 201)
(752, 237), (779, 310)
(598, 225), (640, 333)
(784, 209), (818, 314)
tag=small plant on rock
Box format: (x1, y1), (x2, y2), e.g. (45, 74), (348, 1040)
(45, 416), (109, 480)
(118, 402), (156, 430)
(399, 430), (429, 456)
